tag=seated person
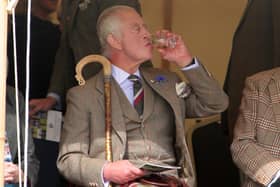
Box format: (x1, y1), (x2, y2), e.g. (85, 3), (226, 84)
(231, 68), (280, 187)
(6, 86), (39, 186)
(57, 5), (228, 187)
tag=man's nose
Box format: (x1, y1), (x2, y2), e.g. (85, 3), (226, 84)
(143, 29), (151, 39)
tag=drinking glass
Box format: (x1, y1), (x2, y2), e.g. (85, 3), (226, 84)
(151, 34), (177, 49)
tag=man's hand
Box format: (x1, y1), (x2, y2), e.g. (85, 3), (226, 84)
(155, 30), (193, 67)
(29, 96), (57, 116)
(103, 160), (146, 184)
(4, 162), (24, 184)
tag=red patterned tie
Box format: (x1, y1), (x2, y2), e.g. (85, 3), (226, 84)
(128, 74), (144, 115)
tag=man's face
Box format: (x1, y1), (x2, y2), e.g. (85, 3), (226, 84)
(118, 9), (153, 63)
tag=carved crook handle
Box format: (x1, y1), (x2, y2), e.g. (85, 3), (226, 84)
(75, 54), (113, 165)
(75, 54), (112, 85)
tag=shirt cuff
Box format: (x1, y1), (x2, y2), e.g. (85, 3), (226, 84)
(268, 170), (280, 187)
(181, 57), (199, 71)
(101, 163), (110, 187)
(47, 92), (61, 110)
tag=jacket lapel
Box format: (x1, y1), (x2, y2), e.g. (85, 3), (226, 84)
(95, 73), (126, 144)
(113, 80), (140, 121)
(141, 69), (183, 120)
(141, 68), (189, 169)
(142, 78), (155, 120)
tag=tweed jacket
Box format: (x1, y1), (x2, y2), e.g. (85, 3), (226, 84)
(6, 86), (39, 187)
(231, 68), (280, 187)
(57, 64), (228, 187)
(48, 0), (142, 102)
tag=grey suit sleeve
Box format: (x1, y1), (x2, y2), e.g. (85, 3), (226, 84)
(6, 86), (39, 186)
(48, 30), (76, 104)
(17, 91), (39, 187)
(48, 0), (76, 102)
(183, 62), (229, 118)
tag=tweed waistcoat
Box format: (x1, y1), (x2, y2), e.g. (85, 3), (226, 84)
(114, 77), (177, 167)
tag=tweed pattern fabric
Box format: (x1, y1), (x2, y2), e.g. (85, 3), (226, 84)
(231, 68), (280, 187)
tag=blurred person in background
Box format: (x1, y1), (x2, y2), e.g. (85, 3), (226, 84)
(5, 85), (39, 187)
(7, 0), (61, 186)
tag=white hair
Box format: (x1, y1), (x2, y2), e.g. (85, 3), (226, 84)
(96, 5), (135, 56)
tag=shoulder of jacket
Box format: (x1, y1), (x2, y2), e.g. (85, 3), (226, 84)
(69, 75), (98, 92)
(246, 67), (280, 89)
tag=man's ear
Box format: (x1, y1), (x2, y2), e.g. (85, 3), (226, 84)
(107, 34), (122, 50)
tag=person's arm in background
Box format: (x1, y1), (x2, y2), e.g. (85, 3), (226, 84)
(29, 27), (75, 116)
(19, 87), (40, 187)
(6, 86), (39, 186)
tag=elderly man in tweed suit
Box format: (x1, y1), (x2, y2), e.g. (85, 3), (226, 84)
(231, 68), (280, 187)
(57, 5), (228, 187)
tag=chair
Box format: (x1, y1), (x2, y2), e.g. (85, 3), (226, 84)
(185, 115), (240, 187)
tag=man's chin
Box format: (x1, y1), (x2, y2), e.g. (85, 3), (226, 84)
(145, 54), (153, 61)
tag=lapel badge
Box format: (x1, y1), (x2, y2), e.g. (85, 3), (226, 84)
(79, 0), (91, 10)
(150, 75), (167, 84)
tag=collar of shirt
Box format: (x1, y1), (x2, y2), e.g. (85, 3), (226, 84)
(111, 64), (141, 84)
(111, 64), (141, 104)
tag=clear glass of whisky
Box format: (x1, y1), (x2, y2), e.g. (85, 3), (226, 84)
(151, 34), (177, 49)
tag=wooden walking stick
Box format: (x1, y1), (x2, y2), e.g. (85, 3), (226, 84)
(0, 1), (9, 186)
(75, 55), (113, 186)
